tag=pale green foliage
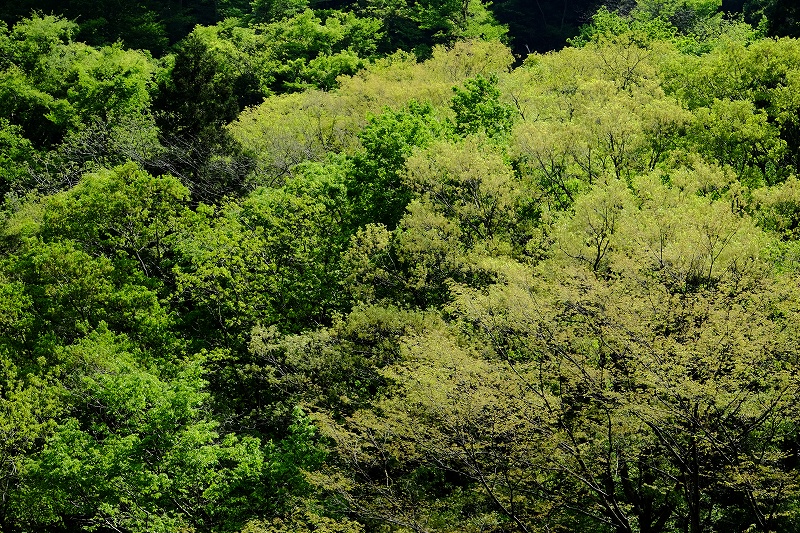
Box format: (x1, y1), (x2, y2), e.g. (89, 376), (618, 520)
(666, 154), (736, 197)
(662, 38), (763, 106)
(347, 38), (510, 110)
(751, 175), (800, 239)
(555, 177), (634, 274)
(342, 203), (470, 309)
(230, 39), (512, 184)
(629, 172), (765, 287)
(341, 223), (395, 304)
(230, 90), (362, 184)
(511, 120), (582, 209)
(330, 323), (551, 531)
(514, 39), (662, 111)
(393, 200), (471, 296)
(330, 199), (799, 530)
(567, 78), (648, 181)
(508, 41), (689, 201)
(554, 169), (765, 287)
(404, 136), (519, 247)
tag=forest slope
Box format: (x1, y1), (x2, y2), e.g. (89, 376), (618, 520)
(2, 1), (800, 532)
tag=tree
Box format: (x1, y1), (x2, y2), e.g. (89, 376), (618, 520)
(744, 0), (800, 38)
(404, 136), (520, 247)
(172, 160), (350, 352)
(251, 0), (310, 23)
(347, 100), (444, 230)
(156, 29), (248, 140)
(12, 327), (326, 533)
(632, 0), (722, 32)
(450, 73), (515, 138)
(359, 0), (507, 56)
(0, 342), (62, 531)
(39, 162), (189, 280)
(0, 14), (166, 195)
(0, 119), (37, 198)
(230, 89), (362, 185)
(323, 171), (800, 532)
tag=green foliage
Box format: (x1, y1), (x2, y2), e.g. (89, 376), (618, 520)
(172, 160), (350, 349)
(59, 43), (157, 123)
(159, 10), (382, 111)
(210, 304), (432, 439)
(241, 509), (364, 533)
(6, 13), (77, 71)
(360, 0), (507, 56)
(251, 0), (310, 23)
(570, 6), (679, 47)
(661, 37), (800, 176)
(571, 0), (756, 53)
(633, 0), (723, 32)
(0, 238), (172, 352)
(0, 119), (37, 197)
(0, 349), (62, 529)
(11, 328), (323, 532)
(39, 162), (189, 278)
(1, 14), (159, 145)
(347, 100), (445, 229)
(0, 14), (164, 196)
(0, 317), (329, 531)
(450, 73), (514, 138)
(0, 0), (238, 54)
(6, 6), (800, 533)
(264, 10), (382, 91)
(688, 98), (786, 186)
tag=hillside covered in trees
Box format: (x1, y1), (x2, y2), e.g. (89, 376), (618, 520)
(3, 0), (800, 532)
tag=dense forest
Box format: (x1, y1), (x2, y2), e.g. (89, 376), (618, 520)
(2, 0), (800, 531)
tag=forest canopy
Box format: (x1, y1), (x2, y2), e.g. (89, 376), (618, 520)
(2, 0), (800, 532)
